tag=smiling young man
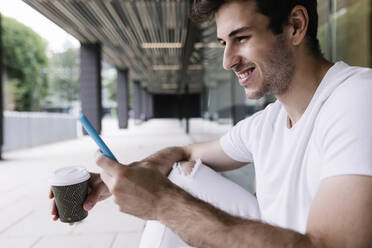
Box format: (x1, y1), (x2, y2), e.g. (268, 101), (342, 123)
(50, 0), (372, 247)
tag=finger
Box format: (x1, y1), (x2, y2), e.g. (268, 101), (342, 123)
(51, 200), (58, 216)
(83, 184), (105, 211)
(87, 174), (100, 189)
(100, 171), (114, 191)
(95, 152), (121, 176)
(51, 202), (59, 221)
(49, 189), (54, 199)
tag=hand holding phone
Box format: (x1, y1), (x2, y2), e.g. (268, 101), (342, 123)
(79, 114), (117, 161)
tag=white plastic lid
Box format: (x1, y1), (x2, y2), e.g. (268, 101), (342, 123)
(48, 166), (90, 186)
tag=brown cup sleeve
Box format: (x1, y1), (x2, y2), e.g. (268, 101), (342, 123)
(52, 180), (89, 223)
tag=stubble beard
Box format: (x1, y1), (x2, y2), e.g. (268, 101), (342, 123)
(252, 34), (295, 99)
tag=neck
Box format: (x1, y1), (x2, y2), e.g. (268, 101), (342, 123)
(276, 55), (333, 128)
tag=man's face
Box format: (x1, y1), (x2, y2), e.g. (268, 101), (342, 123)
(216, 0), (295, 99)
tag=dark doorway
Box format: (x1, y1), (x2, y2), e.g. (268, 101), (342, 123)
(153, 94), (201, 118)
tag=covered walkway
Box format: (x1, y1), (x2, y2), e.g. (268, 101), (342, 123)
(0, 118), (238, 248)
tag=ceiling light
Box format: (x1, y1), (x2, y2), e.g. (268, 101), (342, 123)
(161, 83), (178, 89)
(152, 65), (181, 70)
(207, 42), (223, 48)
(188, 64), (203, 70)
(193, 42), (223, 49)
(194, 42), (204, 49)
(142, 43), (183, 49)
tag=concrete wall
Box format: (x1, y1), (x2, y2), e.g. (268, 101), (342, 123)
(3, 112), (77, 152)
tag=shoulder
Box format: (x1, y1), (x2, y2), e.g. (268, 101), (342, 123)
(327, 63), (372, 99)
(220, 100), (282, 162)
(320, 63), (372, 118)
(314, 63), (372, 144)
(239, 100), (281, 126)
(315, 63), (372, 139)
(315, 64), (372, 178)
(234, 100), (282, 135)
(224, 100), (282, 140)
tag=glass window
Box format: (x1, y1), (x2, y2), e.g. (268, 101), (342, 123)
(318, 0), (372, 67)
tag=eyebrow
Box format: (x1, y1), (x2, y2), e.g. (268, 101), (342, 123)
(229, 26), (253, 37)
(217, 26), (253, 42)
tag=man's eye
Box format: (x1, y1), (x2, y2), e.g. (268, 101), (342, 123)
(219, 41), (226, 46)
(237, 36), (251, 43)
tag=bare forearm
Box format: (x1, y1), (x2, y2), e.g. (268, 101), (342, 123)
(159, 185), (318, 248)
(140, 140), (245, 174)
(140, 146), (190, 175)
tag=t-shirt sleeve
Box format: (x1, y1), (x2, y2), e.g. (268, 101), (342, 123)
(320, 76), (372, 179)
(219, 112), (262, 163)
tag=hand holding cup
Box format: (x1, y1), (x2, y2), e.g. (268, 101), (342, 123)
(49, 168), (111, 224)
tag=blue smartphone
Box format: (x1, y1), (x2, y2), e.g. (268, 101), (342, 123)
(79, 114), (118, 161)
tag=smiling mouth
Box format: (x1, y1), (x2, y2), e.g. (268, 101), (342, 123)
(237, 67), (255, 80)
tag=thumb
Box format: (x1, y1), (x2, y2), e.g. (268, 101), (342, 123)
(95, 151), (121, 176)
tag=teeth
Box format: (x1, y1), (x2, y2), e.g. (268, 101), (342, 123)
(238, 72), (249, 79)
(237, 68), (253, 80)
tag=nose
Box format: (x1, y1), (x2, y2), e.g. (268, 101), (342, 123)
(223, 44), (240, 70)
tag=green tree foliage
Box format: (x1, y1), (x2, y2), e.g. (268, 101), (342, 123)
(2, 15), (48, 111)
(47, 47), (79, 109)
(103, 71), (116, 102)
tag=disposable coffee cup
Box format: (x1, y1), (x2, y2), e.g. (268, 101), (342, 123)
(49, 166), (90, 223)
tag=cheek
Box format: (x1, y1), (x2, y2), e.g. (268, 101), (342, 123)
(240, 40), (269, 65)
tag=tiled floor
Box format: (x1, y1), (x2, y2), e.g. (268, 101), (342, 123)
(0, 118), (232, 248)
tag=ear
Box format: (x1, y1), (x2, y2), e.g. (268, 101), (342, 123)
(287, 5), (309, 46)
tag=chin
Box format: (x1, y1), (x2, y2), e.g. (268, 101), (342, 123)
(244, 89), (264, 99)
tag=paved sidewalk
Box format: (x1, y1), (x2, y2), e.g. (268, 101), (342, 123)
(0, 118), (231, 248)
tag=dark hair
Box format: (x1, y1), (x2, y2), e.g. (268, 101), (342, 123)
(191, 0), (322, 57)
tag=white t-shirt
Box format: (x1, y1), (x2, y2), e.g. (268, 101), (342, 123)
(220, 61), (372, 233)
